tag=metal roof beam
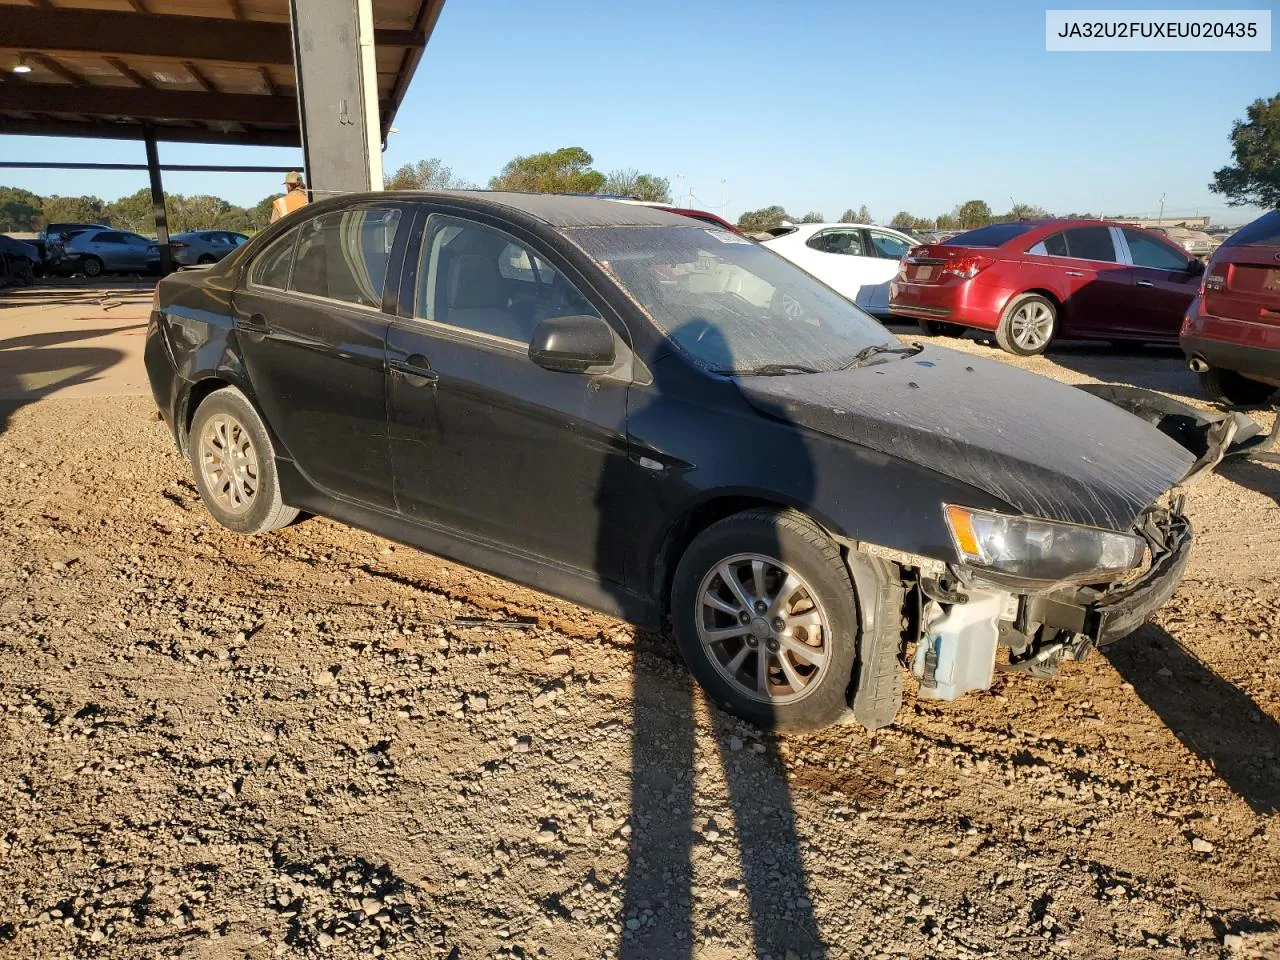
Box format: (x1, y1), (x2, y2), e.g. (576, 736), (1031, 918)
(0, 83), (304, 125)
(0, 116), (300, 148)
(0, 6), (423, 66)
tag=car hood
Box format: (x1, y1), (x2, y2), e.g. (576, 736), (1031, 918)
(736, 347), (1196, 531)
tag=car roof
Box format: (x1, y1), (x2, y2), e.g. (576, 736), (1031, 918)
(351, 190), (695, 228)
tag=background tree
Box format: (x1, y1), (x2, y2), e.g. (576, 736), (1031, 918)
(1002, 202), (1049, 222)
(736, 205), (791, 233)
(843, 204), (872, 224)
(385, 158), (474, 191)
(935, 212), (959, 231)
(600, 168), (672, 203)
(1210, 93), (1280, 208)
(42, 195), (106, 225)
(890, 211), (934, 232)
(0, 187), (43, 231)
(103, 189), (156, 233)
(956, 200), (993, 229)
(797, 211), (825, 223)
(489, 146), (605, 194)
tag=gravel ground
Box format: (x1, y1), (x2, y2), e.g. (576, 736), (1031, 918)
(1, 321), (1278, 959)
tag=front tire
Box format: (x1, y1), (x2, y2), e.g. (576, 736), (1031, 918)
(1199, 366), (1278, 406)
(671, 508), (860, 733)
(996, 293), (1057, 356)
(188, 388), (298, 535)
(80, 255), (104, 279)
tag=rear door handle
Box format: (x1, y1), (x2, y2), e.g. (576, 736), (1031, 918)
(388, 354), (438, 386)
(1065, 270), (1085, 277)
(1136, 280), (1155, 288)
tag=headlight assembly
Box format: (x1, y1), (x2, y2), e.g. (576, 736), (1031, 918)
(944, 504), (1144, 586)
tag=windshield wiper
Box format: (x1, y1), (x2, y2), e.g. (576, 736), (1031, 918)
(840, 341), (924, 370)
(715, 362), (822, 377)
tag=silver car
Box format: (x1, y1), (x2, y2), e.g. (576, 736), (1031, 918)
(62, 229), (154, 277)
(147, 230), (250, 268)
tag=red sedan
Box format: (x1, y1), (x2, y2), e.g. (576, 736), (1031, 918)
(889, 219), (1205, 355)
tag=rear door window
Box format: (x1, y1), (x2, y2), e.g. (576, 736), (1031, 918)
(1030, 232), (1070, 257)
(288, 207), (402, 309)
(805, 228), (866, 256)
(1062, 227), (1117, 263)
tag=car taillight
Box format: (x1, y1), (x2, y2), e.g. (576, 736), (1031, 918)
(942, 255), (993, 279)
(171, 242), (188, 250)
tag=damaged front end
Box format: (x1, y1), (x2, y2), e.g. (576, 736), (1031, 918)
(903, 387), (1273, 705)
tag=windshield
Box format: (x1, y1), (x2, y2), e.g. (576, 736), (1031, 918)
(563, 225), (891, 373)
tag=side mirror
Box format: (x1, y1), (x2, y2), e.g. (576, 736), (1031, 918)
(529, 314), (616, 374)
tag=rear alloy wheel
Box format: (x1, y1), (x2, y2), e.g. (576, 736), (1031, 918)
(916, 317), (966, 337)
(1199, 366), (1278, 407)
(189, 388), (298, 535)
(672, 508), (860, 732)
(996, 293), (1057, 356)
(80, 255), (104, 279)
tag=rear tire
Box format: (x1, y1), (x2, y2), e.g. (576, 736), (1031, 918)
(1198, 366), (1278, 407)
(80, 255), (104, 279)
(915, 317), (966, 337)
(671, 508), (861, 733)
(188, 387), (299, 535)
(996, 293), (1057, 356)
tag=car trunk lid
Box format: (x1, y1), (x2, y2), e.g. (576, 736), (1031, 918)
(1204, 244), (1280, 327)
(901, 244), (987, 285)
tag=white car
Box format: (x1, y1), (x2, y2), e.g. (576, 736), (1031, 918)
(760, 223), (917, 317)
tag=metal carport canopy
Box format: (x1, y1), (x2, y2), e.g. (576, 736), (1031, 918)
(0, 0), (446, 149)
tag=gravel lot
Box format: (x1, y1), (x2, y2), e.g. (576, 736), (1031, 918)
(1, 289), (1278, 958)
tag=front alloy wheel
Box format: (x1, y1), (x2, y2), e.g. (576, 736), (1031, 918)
(672, 508), (861, 732)
(696, 553), (831, 704)
(198, 413), (260, 515)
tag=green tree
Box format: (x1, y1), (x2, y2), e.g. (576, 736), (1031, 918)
(935, 212), (959, 231)
(0, 186), (43, 231)
(42, 195), (106, 225)
(1210, 93), (1280, 208)
(1002, 202), (1049, 222)
(385, 158), (474, 191)
(171, 194), (233, 232)
(104, 188), (158, 233)
(797, 211), (825, 223)
(489, 146), (605, 194)
(890, 211), (934, 231)
(839, 204), (872, 224)
(600, 168), (672, 203)
(737, 205), (791, 233)
(955, 200), (993, 229)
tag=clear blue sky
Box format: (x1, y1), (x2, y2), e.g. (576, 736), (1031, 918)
(4, 0), (1277, 225)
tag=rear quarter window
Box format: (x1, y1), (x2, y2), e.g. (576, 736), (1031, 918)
(944, 222), (1038, 248)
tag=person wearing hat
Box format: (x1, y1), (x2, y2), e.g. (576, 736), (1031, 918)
(271, 171), (309, 223)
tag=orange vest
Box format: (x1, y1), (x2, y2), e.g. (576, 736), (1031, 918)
(271, 190), (308, 223)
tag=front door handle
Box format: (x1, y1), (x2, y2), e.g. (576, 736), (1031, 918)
(388, 354), (438, 387)
(1136, 280), (1155, 288)
(1065, 270), (1085, 277)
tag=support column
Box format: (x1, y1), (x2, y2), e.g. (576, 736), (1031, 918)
(143, 127), (172, 276)
(289, 0), (384, 198)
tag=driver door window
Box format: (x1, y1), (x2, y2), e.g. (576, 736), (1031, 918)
(415, 216), (600, 345)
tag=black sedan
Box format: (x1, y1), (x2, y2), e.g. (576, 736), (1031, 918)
(144, 191), (1253, 732)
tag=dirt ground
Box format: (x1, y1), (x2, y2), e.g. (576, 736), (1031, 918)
(1, 283), (1278, 959)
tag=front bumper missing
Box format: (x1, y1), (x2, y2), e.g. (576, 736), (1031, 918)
(1025, 517), (1193, 647)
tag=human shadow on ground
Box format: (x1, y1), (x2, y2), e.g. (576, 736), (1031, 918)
(0, 327), (127, 436)
(1102, 624), (1280, 816)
